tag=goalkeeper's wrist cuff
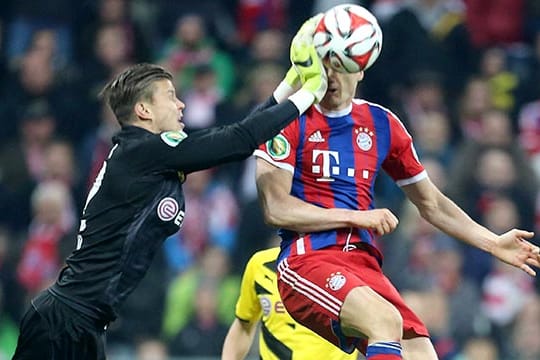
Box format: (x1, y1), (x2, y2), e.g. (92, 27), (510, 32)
(273, 80), (296, 103)
(288, 89), (315, 114)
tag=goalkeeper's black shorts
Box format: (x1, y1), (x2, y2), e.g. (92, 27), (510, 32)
(12, 291), (107, 360)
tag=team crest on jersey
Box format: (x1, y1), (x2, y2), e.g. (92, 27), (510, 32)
(326, 272), (346, 291)
(157, 197), (179, 221)
(266, 134), (290, 160)
(355, 127), (373, 151)
(160, 131), (187, 147)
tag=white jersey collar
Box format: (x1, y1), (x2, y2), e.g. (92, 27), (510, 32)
(314, 103), (353, 117)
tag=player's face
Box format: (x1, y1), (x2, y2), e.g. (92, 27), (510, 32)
(319, 63), (364, 111)
(149, 79), (185, 132)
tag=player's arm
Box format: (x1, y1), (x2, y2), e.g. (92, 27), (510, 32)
(156, 42), (326, 174)
(256, 158), (398, 234)
(402, 177), (540, 276)
(222, 318), (258, 360)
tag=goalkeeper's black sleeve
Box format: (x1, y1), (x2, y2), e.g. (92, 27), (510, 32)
(145, 97), (300, 174)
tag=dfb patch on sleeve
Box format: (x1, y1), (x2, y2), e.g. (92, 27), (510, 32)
(160, 131), (188, 147)
(266, 134), (290, 160)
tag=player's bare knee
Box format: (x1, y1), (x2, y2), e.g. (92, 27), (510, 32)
(375, 305), (403, 339)
(341, 288), (403, 340)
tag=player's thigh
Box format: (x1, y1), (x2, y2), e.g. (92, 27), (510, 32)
(12, 307), (52, 360)
(340, 285), (403, 339)
(402, 336), (438, 360)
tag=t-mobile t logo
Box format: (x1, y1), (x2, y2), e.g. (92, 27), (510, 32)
(312, 150), (340, 182)
(311, 150), (370, 182)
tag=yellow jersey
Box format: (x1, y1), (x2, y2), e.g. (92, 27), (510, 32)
(235, 248), (358, 360)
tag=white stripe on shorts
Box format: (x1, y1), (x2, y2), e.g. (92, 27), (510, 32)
(278, 259), (343, 316)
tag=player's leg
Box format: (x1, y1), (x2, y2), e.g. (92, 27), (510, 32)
(12, 306), (53, 360)
(346, 249), (433, 360)
(51, 329), (106, 360)
(278, 247), (403, 359)
(401, 336), (438, 360)
(340, 286), (403, 359)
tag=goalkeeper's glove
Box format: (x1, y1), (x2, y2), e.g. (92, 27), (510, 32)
(291, 41), (327, 104)
(273, 14), (323, 103)
(287, 41), (328, 113)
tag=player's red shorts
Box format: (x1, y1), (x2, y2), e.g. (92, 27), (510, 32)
(277, 244), (429, 354)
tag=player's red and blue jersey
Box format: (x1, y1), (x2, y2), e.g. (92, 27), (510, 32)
(254, 99), (427, 262)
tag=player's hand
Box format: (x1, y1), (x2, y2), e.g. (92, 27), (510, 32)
(490, 230), (540, 276)
(291, 42), (327, 103)
(283, 65), (300, 89)
(274, 15), (324, 102)
(350, 209), (399, 236)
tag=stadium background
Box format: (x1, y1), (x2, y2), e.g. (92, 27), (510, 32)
(0, 0), (538, 359)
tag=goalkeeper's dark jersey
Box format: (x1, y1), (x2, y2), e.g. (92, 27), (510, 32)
(49, 97), (297, 326)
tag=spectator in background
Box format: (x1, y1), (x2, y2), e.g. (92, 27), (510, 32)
(16, 181), (76, 300)
(464, 194), (530, 284)
(510, 295), (540, 360)
(0, 45), (55, 141)
(431, 240), (483, 348)
(518, 96), (540, 178)
(76, 0), (151, 64)
(517, 27), (540, 106)
(247, 29), (288, 67)
(449, 109), (538, 228)
(479, 47), (520, 115)
(5, 0), (76, 68)
(455, 77), (493, 140)
(482, 257), (535, 355)
(42, 139), (82, 215)
(0, 100), (56, 231)
(180, 65), (222, 131)
(157, 14), (235, 98)
(451, 147), (537, 238)
(465, 0), (525, 48)
(78, 22), (135, 117)
(0, 35), (83, 142)
(162, 247), (239, 351)
(169, 280), (230, 357)
(396, 71), (449, 132)
(26, 29), (63, 71)
(363, 0), (469, 105)
(152, 0), (239, 52)
(235, 0), (288, 45)
(412, 111), (455, 167)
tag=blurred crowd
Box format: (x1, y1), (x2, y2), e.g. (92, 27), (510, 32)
(0, 0), (538, 359)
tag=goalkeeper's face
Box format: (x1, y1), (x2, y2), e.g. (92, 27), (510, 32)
(320, 64), (364, 111)
(147, 79), (185, 133)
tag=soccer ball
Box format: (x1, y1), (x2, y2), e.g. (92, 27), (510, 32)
(313, 4), (383, 73)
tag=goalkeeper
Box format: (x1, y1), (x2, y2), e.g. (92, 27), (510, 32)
(12, 29), (328, 360)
